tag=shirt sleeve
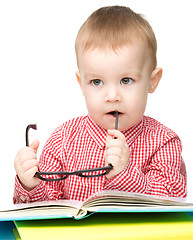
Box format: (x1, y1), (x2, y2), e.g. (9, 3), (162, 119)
(103, 137), (187, 198)
(13, 176), (49, 203)
(13, 124), (66, 204)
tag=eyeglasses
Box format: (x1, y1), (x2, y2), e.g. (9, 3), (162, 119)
(26, 124), (114, 181)
(33, 165), (113, 181)
(26, 113), (118, 182)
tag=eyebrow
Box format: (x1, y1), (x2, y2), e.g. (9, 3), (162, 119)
(121, 71), (141, 79)
(84, 73), (103, 80)
(84, 71), (141, 80)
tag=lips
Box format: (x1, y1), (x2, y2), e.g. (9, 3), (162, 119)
(107, 111), (122, 117)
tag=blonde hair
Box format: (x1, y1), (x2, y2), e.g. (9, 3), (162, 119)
(75, 5), (157, 69)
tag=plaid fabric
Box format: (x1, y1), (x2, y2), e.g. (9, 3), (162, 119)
(13, 115), (187, 203)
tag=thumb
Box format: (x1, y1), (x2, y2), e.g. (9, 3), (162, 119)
(30, 139), (40, 153)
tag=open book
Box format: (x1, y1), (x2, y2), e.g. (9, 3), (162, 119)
(1, 190), (193, 221)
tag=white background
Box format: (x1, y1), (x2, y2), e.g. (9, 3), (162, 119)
(0, 0), (193, 206)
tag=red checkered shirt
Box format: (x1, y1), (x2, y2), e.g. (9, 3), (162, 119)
(13, 115), (187, 203)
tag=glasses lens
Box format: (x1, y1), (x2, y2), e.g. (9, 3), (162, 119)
(35, 172), (68, 181)
(78, 168), (110, 178)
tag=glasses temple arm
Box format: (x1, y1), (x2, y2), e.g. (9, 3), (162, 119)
(26, 124), (37, 146)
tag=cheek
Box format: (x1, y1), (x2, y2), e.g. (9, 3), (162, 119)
(125, 85), (149, 111)
(84, 92), (101, 113)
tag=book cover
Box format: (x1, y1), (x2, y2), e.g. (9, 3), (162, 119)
(14, 212), (193, 240)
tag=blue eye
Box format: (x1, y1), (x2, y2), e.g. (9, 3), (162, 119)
(91, 79), (103, 86)
(120, 78), (133, 85)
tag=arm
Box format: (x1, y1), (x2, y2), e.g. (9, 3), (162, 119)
(13, 125), (66, 203)
(104, 130), (186, 198)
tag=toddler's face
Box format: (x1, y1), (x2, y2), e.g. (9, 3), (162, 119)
(76, 43), (161, 131)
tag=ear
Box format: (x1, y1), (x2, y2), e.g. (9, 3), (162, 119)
(75, 71), (85, 96)
(149, 67), (163, 93)
(75, 71), (81, 87)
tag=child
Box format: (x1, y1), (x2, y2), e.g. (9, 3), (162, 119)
(13, 5), (186, 204)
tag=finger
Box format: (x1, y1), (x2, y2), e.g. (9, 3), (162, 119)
(18, 151), (37, 165)
(22, 159), (39, 172)
(106, 138), (126, 150)
(17, 146), (37, 156)
(106, 134), (114, 142)
(106, 146), (122, 158)
(16, 159), (38, 176)
(30, 139), (40, 153)
(106, 155), (120, 166)
(22, 166), (40, 184)
(15, 149), (37, 167)
(107, 129), (125, 140)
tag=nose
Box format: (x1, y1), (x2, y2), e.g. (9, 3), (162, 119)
(105, 86), (121, 102)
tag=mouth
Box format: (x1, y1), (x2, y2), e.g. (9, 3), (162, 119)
(106, 111), (122, 117)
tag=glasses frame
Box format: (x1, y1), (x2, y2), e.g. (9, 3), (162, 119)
(34, 164), (113, 182)
(26, 124), (113, 182)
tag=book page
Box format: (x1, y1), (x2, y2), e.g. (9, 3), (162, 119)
(81, 190), (193, 212)
(0, 200), (83, 221)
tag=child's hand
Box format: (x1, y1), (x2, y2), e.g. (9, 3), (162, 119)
(105, 129), (130, 180)
(14, 139), (40, 192)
